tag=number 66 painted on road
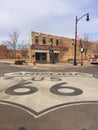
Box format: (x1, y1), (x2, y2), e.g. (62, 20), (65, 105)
(5, 82), (83, 96)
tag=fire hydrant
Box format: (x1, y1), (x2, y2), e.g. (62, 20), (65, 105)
(33, 61), (36, 66)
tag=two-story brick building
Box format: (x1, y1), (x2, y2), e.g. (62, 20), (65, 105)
(29, 31), (74, 63)
(0, 32), (98, 63)
(29, 31), (98, 64)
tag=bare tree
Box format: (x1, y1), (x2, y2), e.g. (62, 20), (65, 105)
(18, 41), (29, 59)
(92, 42), (98, 54)
(81, 34), (92, 59)
(3, 29), (19, 60)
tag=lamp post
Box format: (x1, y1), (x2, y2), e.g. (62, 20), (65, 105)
(74, 13), (89, 66)
(49, 42), (55, 64)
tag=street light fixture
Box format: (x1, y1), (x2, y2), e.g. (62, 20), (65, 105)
(80, 39), (84, 66)
(49, 42), (55, 64)
(73, 13), (89, 66)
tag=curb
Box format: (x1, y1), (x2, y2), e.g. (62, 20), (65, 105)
(0, 60), (93, 69)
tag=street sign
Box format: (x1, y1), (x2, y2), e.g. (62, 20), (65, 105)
(80, 48), (84, 53)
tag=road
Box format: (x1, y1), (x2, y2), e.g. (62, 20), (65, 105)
(0, 62), (98, 74)
(0, 62), (98, 79)
(0, 62), (98, 130)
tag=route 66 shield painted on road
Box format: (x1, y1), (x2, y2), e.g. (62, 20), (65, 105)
(0, 72), (98, 117)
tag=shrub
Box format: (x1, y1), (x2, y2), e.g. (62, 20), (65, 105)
(15, 60), (26, 65)
(67, 58), (74, 63)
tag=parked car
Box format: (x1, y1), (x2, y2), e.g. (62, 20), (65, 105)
(90, 55), (98, 64)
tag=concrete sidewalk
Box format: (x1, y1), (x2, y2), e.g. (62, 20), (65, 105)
(21, 61), (93, 70)
(0, 59), (93, 69)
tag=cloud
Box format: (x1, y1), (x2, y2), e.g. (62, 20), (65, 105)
(0, 0), (98, 43)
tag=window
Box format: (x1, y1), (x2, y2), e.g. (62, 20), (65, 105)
(56, 39), (59, 46)
(50, 38), (53, 45)
(35, 36), (39, 44)
(42, 37), (46, 44)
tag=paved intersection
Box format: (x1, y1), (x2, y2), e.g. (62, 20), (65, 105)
(0, 71), (98, 130)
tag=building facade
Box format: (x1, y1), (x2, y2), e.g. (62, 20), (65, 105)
(0, 45), (22, 59)
(1, 32), (97, 63)
(0, 45), (8, 59)
(29, 31), (74, 63)
(29, 31), (98, 64)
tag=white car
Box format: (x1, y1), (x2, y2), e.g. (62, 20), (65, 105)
(90, 55), (98, 64)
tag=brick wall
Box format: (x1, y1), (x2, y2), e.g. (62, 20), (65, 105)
(0, 45), (22, 59)
(0, 45), (7, 59)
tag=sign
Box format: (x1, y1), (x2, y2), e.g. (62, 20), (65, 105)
(76, 34), (80, 40)
(80, 48), (84, 53)
(31, 44), (68, 51)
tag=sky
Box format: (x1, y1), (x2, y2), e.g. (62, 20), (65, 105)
(0, 0), (98, 44)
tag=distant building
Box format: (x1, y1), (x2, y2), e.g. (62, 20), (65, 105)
(0, 45), (7, 59)
(0, 45), (22, 59)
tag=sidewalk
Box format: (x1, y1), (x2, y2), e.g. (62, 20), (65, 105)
(16, 62), (93, 70)
(29, 62), (73, 69)
(0, 59), (93, 69)
(26, 61), (93, 69)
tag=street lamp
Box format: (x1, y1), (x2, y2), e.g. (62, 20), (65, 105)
(74, 13), (89, 66)
(49, 42), (55, 64)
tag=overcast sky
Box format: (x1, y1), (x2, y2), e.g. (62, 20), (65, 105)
(0, 0), (98, 44)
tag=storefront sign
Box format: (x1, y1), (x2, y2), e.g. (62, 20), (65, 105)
(31, 44), (68, 51)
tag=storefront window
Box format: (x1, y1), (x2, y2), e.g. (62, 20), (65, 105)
(35, 53), (47, 63)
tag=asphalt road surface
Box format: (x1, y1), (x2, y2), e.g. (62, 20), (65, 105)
(0, 63), (98, 130)
(0, 62), (98, 74)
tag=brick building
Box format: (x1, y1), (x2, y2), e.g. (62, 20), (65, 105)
(29, 31), (98, 64)
(0, 45), (7, 59)
(0, 45), (22, 59)
(29, 31), (74, 63)
(1, 32), (97, 63)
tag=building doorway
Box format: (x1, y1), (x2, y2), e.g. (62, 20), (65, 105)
(50, 53), (59, 63)
(54, 53), (59, 63)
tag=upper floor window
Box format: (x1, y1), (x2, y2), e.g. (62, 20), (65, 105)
(56, 39), (59, 46)
(35, 36), (39, 44)
(42, 37), (46, 44)
(50, 38), (53, 45)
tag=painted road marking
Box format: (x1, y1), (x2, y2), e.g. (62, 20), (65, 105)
(0, 72), (98, 117)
